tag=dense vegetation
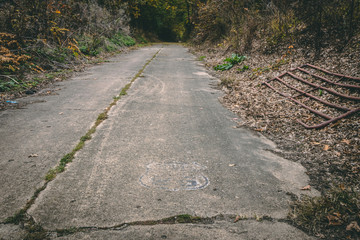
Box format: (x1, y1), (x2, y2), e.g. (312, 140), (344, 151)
(193, 0), (360, 54)
(0, 0), (134, 92)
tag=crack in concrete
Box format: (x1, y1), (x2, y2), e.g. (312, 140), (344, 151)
(41, 214), (288, 238)
(2, 48), (162, 238)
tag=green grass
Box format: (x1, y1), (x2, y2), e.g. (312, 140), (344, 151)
(238, 65), (249, 72)
(198, 56), (206, 61)
(42, 50), (162, 184)
(120, 83), (132, 96)
(176, 214), (202, 223)
(110, 33), (136, 47)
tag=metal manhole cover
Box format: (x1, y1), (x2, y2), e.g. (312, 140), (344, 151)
(139, 162), (210, 191)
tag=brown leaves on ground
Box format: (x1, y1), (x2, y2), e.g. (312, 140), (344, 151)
(301, 185), (311, 191)
(346, 221), (360, 232)
(327, 212), (343, 226)
(289, 185), (359, 239)
(323, 145), (330, 151)
(234, 215), (241, 223)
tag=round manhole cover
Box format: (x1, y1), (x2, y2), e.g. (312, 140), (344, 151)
(139, 162), (209, 191)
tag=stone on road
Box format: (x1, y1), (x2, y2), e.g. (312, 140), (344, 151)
(2, 44), (316, 239)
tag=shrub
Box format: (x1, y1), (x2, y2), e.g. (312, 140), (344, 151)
(214, 54), (246, 71)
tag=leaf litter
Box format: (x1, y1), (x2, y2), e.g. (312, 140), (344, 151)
(191, 37), (359, 239)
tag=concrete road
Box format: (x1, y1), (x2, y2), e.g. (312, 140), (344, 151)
(1, 44), (317, 239)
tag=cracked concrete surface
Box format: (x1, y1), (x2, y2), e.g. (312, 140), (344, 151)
(52, 220), (313, 240)
(0, 46), (161, 221)
(1, 44), (317, 239)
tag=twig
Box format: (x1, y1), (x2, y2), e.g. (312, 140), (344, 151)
(0, 75), (20, 84)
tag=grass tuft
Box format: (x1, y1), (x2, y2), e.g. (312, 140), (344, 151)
(198, 56), (206, 61)
(96, 112), (108, 122)
(176, 214), (202, 223)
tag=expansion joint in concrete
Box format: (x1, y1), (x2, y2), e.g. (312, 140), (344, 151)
(35, 214), (289, 238)
(2, 48), (162, 234)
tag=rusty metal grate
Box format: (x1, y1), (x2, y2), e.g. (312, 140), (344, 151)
(263, 64), (360, 129)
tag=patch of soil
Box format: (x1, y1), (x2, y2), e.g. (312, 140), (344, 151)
(190, 38), (359, 239)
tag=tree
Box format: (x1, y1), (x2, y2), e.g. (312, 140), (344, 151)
(124, 0), (201, 41)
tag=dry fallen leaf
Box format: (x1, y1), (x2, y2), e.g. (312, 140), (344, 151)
(311, 142), (321, 145)
(229, 164), (236, 167)
(341, 139), (351, 145)
(28, 154), (38, 158)
(327, 213), (343, 226)
(234, 215), (241, 223)
(301, 185), (311, 190)
(323, 145), (330, 151)
(346, 221), (360, 232)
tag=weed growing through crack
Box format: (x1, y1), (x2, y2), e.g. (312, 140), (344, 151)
(176, 214), (202, 223)
(5, 184), (47, 224)
(120, 83), (131, 96)
(44, 49), (161, 183)
(23, 223), (47, 240)
(129, 214), (208, 226)
(4, 209), (26, 224)
(56, 227), (79, 237)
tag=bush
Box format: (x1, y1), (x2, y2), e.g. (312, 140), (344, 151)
(110, 33), (136, 46)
